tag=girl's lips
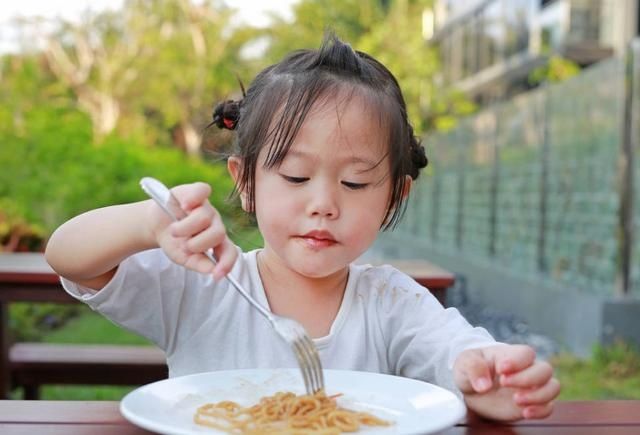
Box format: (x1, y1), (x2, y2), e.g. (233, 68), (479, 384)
(296, 231), (338, 249)
(299, 236), (337, 249)
(302, 230), (336, 241)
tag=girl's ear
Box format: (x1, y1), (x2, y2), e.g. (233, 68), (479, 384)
(402, 175), (413, 199)
(227, 156), (250, 212)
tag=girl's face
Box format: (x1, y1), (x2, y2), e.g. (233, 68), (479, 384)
(233, 95), (394, 279)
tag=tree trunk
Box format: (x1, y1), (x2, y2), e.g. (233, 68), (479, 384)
(77, 90), (120, 141)
(172, 121), (202, 156)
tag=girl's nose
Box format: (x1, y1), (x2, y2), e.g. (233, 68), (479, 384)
(307, 183), (340, 219)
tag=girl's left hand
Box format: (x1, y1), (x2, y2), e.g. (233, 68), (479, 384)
(453, 344), (561, 421)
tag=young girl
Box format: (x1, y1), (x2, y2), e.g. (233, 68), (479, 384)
(46, 34), (559, 421)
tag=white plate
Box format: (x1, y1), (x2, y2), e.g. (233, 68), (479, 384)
(120, 369), (466, 434)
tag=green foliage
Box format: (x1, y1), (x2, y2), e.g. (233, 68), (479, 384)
(0, 198), (46, 251)
(264, 0), (385, 61)
(553, 341), (640, 399)
(10, 384), (136, 400)
(0, 102), (237, 235)
(9, 303), (81, 342)
(124, 0), (257, 133)
(592, 341), (640, 378)
(42, 306), (152, 345)
(529, 56), (581, 85)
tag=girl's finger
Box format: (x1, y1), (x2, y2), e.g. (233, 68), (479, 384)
(522, 402), (555, 419)
(183, 253), (216, 275)
(455, 349), (495, 393)
(492, 345), (536, 375)
(501, 360), (554, 388)
(212, 237), (239, 280)
(514, 378), (561, 406)
(172, 182), (212, 211)
(171, 205), (218, 237)
(185, 220), (226, 254)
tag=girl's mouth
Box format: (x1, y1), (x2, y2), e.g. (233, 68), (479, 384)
(298, 230), (337, 249)
(300, 236), (337, 249)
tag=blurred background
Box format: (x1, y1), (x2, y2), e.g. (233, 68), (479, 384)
(1, 0), (639, 400)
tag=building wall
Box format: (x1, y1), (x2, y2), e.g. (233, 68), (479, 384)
(432, 0), (639, 101)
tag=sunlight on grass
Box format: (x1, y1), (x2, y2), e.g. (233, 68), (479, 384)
(42, 306), (152, 345)
(23, 307), (154, 400)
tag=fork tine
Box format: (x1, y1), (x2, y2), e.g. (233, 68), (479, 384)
(301, 335), (324, 393)
(292, 339), (313, 394)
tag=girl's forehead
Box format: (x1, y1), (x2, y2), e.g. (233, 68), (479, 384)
(296, 94), (389, 155)
(257, 84), (393, 168)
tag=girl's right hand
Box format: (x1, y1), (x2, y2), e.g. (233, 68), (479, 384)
(148, 182), (238, 280)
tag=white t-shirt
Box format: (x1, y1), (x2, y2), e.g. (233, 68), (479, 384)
(61, 248), (496, 394)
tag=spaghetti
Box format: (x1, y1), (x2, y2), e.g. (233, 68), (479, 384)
(194, 390), (392, 434)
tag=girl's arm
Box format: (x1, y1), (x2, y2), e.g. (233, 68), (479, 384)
(45, 200), (160, 290)
(45, 182), (238, 291)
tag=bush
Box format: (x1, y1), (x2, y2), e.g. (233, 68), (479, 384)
(9, 303), (82, 342)
(593, 341), (640, 378)
(0, 106), (237, 235)
(0, 105), (250, 342)
(0, 198), (46, 252)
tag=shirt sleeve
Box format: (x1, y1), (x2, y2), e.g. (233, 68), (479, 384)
(377, 267), (498, 395)
(60, 249), (188, 353)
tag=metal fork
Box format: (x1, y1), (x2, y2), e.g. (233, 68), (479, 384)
(140, 177), (325, 395)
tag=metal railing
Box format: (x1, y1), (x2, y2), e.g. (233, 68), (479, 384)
(384, 39), (640, 297)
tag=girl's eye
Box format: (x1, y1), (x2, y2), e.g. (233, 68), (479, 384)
(281, 175), (309, 184)
(342, 181), (369, 190)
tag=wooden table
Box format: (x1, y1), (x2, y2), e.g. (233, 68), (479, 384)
(1, 400), (638, 434)
(0, 253), (171, 400)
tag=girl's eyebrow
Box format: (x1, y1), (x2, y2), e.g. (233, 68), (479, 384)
(286, 149), (379, 167)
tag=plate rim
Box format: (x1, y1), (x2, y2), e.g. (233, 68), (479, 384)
(120, 368), (467, 435)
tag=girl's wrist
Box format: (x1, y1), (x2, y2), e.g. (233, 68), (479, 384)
(132, 199), (163, 251)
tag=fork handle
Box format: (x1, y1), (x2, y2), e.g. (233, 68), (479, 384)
(140, 177), (273, 321)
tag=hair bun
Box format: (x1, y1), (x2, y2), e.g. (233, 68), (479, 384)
(408, 138), (428, 179)
(212, 99), (241, 130)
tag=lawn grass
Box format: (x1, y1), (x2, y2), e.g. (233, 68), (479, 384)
(552, 342), (640, 400)
(41, 306), (153, 345)
(10, 307), (153, 400)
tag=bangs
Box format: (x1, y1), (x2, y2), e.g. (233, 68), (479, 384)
(261, 75), (394, 173)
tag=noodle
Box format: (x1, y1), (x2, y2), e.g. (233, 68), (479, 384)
(194, 390), (392, 434)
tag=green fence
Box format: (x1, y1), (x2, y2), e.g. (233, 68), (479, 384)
(391, 40), (640, 298)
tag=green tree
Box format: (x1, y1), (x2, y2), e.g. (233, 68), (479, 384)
(128, 0), (258, 154)
(23, 0), (257, 152)
(260, 0), (474, 135)
(264, 0), (385, 62)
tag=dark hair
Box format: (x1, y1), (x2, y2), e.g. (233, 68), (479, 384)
(212, 34), (428, 230)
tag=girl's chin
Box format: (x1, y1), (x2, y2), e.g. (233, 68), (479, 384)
(287, 258), (348, 278)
